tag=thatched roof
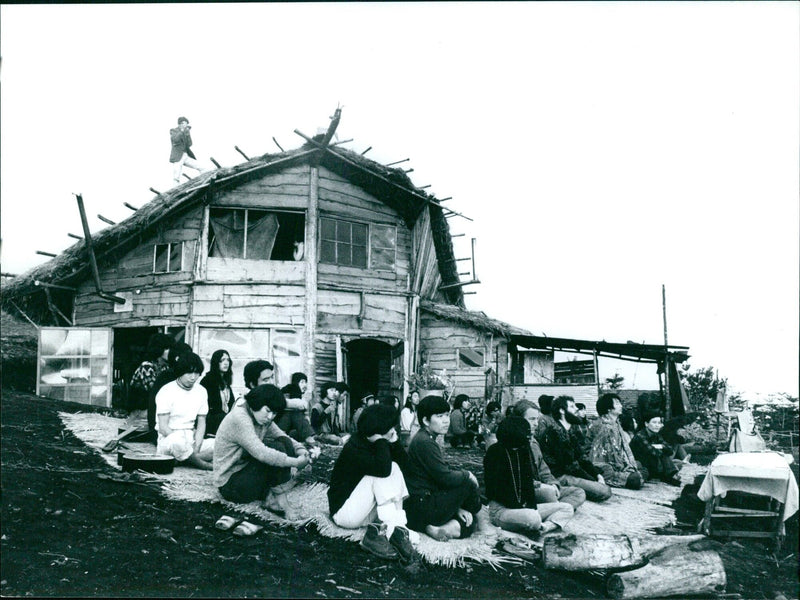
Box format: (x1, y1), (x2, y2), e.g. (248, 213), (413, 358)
(1, 142), (464, 320)
(420, 300), (532, 339)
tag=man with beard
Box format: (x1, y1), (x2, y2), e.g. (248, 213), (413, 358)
(538, 396), (612, 502)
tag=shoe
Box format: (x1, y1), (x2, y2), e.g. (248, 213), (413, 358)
(664, 475), (682, 487)
(360, 523), (399, 560)
(389, 526), (416, 562)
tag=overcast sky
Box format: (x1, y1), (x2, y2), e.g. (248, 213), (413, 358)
(2, 2), (798, 398)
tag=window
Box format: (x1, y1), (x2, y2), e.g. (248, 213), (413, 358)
(458, 347), (485, 369)
(320, 218), (396, 270)
(197, 327), (303, 397)
(208, 208), (305, 261)
(38, 328), (112, 406)
(153, 242), (184, 273)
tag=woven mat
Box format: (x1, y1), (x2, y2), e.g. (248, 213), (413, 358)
(59, 411), (703, 567)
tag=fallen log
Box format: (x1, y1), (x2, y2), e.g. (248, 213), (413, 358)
(607, 545), (726, 599)
(543, 533), (705, 571)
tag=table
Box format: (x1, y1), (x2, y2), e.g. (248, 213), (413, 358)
(698, 452), (799, 546)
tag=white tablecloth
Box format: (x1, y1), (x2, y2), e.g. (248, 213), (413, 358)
(697, 451), (799, 522)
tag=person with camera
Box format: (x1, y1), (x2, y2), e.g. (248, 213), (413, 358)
(170, 116), (207, 184)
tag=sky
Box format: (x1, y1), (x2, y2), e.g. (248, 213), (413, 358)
(1, 2), (798, 398)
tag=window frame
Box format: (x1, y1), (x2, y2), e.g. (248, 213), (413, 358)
(207, 207), (305, 261)
(319, 216), (397, 271)
(153, 241), (184, 273)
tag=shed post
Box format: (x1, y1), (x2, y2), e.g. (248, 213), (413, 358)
(304, 167), (319, 398)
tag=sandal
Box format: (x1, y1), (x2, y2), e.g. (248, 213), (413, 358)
(232, 521), (263, 537)
(214, 515), (241, 531)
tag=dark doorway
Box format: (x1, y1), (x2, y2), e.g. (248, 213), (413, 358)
(345, 339), (392, 416)
(111, 326), (185, 409)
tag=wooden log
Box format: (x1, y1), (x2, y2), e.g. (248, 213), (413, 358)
(543, 534), (705, 571)
(607, 546), (726, 599)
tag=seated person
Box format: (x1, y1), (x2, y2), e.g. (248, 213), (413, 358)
(328, 404), (417, 561)
(199, 349), (234, 436)
(534, 395), (556, 440)
(351, 393), (377, 434)
(629, 412), (682, 486)
(572, 402), (592, 456)
(403, 396), (482, 541)
(147, 341), (193, 437)
(537, 396), (612, 502)
(509, 401), (586, 510)
(310, 382), (347, 445)
(484, 416), (574, 536)
(399, 390), (420, 447)
(619, 411), (637, 445)
(446, 394), (475, 448)
(479, 400), (502, 449)
(214, 384), (310, 518)
(155, 352), (214, 470)
(277, 379), (315, 446)
(589, 393), (647, 490)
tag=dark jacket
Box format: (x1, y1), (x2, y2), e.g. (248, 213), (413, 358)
(539, 418), (600, 480)
(199, 374), (233, 436)
(327, 435), (408, 517)
(169, 127), (195, 162)
(404, 429), (470, 496)
(630, 427), (673, 464)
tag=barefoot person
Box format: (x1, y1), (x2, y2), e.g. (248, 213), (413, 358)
(328, 404), (417, 561)
(484, 416), (574, 536)
(403, 395), (482, 541)
(155, 352), (214, 470)
(214, 384), (310, 518)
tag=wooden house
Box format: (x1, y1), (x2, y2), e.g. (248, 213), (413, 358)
(1, 128), (532, 411)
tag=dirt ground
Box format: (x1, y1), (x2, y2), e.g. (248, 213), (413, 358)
(1, 389), (797, 599)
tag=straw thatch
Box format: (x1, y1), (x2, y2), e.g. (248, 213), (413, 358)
(421, 300), (532, 339)
(3, 140), (464, 323)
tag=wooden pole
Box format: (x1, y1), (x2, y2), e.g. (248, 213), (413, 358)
(75, 194), (127, 305)
(36, 250), (57, 257)
(149, 188), (161, 196)
(210, 157), (222, 169)
(662, 284), (671, 420)
(360, 146), (372, 155)
(303, 165), (319, 398)
(273, 137), (284, 152)
(123, 202), (138, 211)
(97, 214), (116, 226)
(386, 158), (409, 166)
(234, 146), (250, 161)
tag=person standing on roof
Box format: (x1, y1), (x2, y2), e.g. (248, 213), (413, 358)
(170, 116), (207, 183)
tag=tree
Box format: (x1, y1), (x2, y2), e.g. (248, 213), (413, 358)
(677, 364), (736, 414)
(604, 372), (625, 390)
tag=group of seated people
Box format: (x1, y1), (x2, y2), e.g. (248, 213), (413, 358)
(126, 336), (688, 562)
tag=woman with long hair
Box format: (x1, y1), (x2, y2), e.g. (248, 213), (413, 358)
(200, 349), (234, 436)
(399, 389), (420, 447)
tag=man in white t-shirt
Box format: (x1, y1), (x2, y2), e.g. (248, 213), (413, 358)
(155, 352), (214, 470)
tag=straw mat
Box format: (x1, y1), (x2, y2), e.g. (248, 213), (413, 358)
(59, 412), (704, 567)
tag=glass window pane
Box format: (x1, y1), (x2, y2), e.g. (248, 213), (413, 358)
(320, 240), (336, 264)
(91, 358), (109, 384)
(371, 246), (394, 271)
(41, 329), (68, 356)
(197, 328), (272, 397)
(337, 221), (351, 243)
(65, 385), (92, 404)
(370, 224), (395, 249)
(39, 385), (66, 401)
(169, 243), (183, 272)
(271, 329), (303, 388)
(321, 218), (336, 240)
(352, 223), (367, 245)
(91, 330), (109, 355)
(352, 245), (367, 268)
(46, 330), (91, 356)
(154, 244), (169, 273)
(337, 242), (352, 266)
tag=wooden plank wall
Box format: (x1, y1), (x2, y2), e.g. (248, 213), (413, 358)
(213, 165), (310, 210)
(73, 204), (204, 327)
(314, 335), (338, 396)
(317, 167), (410, 293)
(419, 313), (503, 404)
(317, 290), (406, 338)
(192, 283), (306, 326)
(411, 207), (444, 301)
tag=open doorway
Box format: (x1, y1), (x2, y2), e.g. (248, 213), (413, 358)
(345, 339), (393, 417)
(112, 326), (185, 409)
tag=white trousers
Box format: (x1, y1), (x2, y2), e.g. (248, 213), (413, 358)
(332, 462), (410, 539)
(172, 153), (206, 182)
